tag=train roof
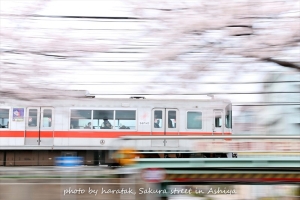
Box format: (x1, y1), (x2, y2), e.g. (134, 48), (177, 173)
(0, 90), (231, 106)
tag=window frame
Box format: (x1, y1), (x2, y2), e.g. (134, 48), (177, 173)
(186, 110), (203, 130)
(166, 109), (177, 130)
(114, 109), (137, 130)
(92, 109), (115, 130)
(26, 107), (40, 128)
(225, 111), (232, 129)
(69, 108), (137, 131)
(225, 104), (232, 129)
(41, 107), (54, 130)
(69, 108), (93, 130)
(215, 111), (223, 128)
(152, 109), (164, 130)
(0, 107), (11, 130)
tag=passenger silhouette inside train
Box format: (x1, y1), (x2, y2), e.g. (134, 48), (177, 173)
(101, 117), (112, 129)
(84, 122), (92, 129)
(119, 125), (130, 129)
(155, 118), (161, 128)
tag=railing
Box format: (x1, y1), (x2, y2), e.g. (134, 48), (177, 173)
(119, 135), (300, 153)
(132, 158), (300, 168)
(120, 136), (300, 140)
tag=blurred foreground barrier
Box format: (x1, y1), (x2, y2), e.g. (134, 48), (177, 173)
(158, 170), (300, 199)
(129, 157), (300, 199)
(120, 135), (300, 153)
(121, 136), (300, 140)
(164, 172), (300, 182)
(0, 178), (151, 200)
(194, 140), (300, 152)
(132, 158), (300, 168)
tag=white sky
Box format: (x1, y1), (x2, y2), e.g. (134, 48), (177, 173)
(40, 0), (133, 17)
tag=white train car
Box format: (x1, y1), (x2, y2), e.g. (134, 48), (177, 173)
(0, 96), (233, 166)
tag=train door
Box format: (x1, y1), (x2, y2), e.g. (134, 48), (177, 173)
(151, 108), (179, 147)
(25, 107), (54, 145)
(213, 109), (224, 135)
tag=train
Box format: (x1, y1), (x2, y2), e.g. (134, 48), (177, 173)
(0, 93), (233, 166)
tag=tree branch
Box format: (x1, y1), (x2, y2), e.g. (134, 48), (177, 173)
(262, 58), (300, 71)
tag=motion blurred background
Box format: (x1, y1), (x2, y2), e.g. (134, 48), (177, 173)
(0, 0), (299, 199)
(1, 0), (299, 135)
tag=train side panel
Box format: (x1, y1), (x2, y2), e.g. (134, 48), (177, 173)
(0, 98), (233, 165)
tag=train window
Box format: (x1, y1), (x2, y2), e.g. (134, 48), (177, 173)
(93, 110), (114, 129)
(154, 110), (163, 128)
(187, 111), (202, 129)
(28, 109), (38, 127)
(115, 110), (136, 130)
(225, 104), (232, 128)
(42, 109), (52, 128)
(215, 112), (222, 128)
(69, 109), (136, 130)
(168, 110), (176, 128)
(70, 110), (92, 129)
(0, 109), (9, 128)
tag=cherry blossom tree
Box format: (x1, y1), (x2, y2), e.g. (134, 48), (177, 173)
(1, 0), (299, 100)
(129, 0), (300, 82)
(0, 0), (114, 100)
